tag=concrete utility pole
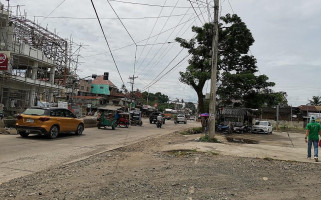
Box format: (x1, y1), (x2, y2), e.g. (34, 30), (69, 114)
(147, 88), (149, 105)
(208, 0), (219, 139)
(276, 104), (279, 131)
(128, 75), (138, 110)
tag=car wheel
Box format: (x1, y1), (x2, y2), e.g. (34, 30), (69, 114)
(112, 125), (115, 130)
(48, 125), (59, 139)
(75, 124), (84, 135)
(184, 121), (187, 124)
(19, 131), (29, 138)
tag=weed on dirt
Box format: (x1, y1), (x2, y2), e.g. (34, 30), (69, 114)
(180, 127), (203, 135)
(226, 136), (259, 144)
(198, 134), (221, 143)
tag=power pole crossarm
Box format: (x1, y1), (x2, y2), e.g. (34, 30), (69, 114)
(209, 0), (219, 139)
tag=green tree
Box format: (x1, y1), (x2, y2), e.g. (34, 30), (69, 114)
(309, 96), (321, 105)
(141, 91), (170, 107)
(185, 102), (196, 114)
(176, 14), (282, 111)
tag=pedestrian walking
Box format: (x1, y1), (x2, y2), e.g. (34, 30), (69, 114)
(305, 116), (321, 162)
(201, 116), (208, 133)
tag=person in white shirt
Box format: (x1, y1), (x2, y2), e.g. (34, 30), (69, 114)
(157, 114), (163, 123)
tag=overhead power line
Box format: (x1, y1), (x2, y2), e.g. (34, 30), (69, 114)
(143, 48), (185, 89)
(227, 0), (235, 14)
(138, 7), (207, 80)
(33, 13), (194, 20)
(143, 53), (191, 91)
(90, 0), (125, 85)
(82, 42), (174, 58)
(105, 0), (136, 46)
(137, 5), (192, 78)
(136, 0), (180, 72)
(135, 0), (168, 71)
(82, 14), (201, 58)
(195, 0), (207, 22)
(188, 0), (204, 24)
(108, 0), (206, 9)
(40, 0), (67, 23)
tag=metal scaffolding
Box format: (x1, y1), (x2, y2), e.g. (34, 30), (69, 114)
(0, 3), (81, 115)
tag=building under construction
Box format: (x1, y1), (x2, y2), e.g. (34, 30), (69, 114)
(0, 3), (75, 115)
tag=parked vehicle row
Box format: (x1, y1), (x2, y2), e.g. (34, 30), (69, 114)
(216, 120), (273, 134)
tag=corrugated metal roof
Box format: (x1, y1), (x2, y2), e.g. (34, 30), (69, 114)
(92, 76), (116, 88)
(221, 108), (252, 116)
(299, 105), (318, 112)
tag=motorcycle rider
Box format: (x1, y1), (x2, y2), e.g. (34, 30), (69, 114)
(173, 113), (178, 124)
(157, 114), (163, 128)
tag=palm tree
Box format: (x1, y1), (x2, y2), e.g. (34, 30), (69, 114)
(309, 96), (321, 105)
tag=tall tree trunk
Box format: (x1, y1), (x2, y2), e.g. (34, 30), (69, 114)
(197, 91), (205, 113)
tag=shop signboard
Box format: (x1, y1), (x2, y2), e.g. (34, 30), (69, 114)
(0, 51), (10, 71)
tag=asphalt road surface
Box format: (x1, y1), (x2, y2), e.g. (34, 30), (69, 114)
(0, 118), (199, 183)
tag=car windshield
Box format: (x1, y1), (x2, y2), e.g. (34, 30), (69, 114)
(255, 121), (268, 126)
(178, 115), (184, 117)
(23, 108), (46, 116)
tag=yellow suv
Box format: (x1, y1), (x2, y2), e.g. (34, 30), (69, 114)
(16, 107), (84, 139)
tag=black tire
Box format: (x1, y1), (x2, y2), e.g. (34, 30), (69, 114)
(112, 125), (115, 130)
(48, 125), (59, 139)
(19, 131), (29, 138)
(184, 121), (187, 124)
(75, 124), (84, 135)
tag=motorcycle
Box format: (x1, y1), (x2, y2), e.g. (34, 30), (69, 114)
(217, 124), (232, 134)
(233, 125), (251, 133)
(156, 120), (162, 128)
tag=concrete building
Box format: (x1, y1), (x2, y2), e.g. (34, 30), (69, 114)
(0, 4), (71, 115)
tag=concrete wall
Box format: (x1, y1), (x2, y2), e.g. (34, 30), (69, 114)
(91, 84), (110, 95)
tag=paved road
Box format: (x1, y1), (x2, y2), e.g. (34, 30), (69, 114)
(0, 119), (200, 183)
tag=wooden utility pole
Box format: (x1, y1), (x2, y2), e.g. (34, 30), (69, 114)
(128, 75), (138, 110)
(208, 0), (219, 139)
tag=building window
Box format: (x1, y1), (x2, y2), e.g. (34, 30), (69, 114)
(81, 86), (84, 90)
(100, 86), (104, 89)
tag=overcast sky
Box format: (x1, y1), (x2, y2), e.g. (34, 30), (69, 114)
(5, 0), (321, 106)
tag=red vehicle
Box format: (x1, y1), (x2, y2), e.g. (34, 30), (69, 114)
(117, 113), (130, 128)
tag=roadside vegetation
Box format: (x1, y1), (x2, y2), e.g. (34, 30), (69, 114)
(198, 134), (221, 143)
(180, 127), (203, 135)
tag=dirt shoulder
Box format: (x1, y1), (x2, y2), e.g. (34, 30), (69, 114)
(0, 131), (320, 200)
